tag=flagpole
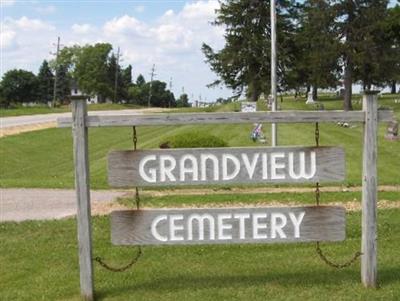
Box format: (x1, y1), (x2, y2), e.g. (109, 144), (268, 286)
(271, 0), (278, 146)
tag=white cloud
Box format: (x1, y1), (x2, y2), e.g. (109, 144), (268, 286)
(103, 15), (149, 38)
(6, 16), (55, 31)
(71, 23), (95, 35)
(0, 28), (17, 50)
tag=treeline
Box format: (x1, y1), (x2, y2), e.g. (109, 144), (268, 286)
(0, 43), (190, 108)
(203, 0), (400, 109)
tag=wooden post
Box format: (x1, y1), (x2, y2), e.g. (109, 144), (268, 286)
(361, 91), (379, 288)
(72, 97), (94, 300)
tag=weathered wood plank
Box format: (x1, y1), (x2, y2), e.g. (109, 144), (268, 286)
(108, 146), (345, 187)
(361, 92), (378, 288)
(72, 99), (94, 301)
(111, 206), (346, 245)
(57, 110), (394, 127)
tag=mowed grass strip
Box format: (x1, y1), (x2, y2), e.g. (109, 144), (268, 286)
(118, 190), (400, 208)
(1, 208), (399, 301)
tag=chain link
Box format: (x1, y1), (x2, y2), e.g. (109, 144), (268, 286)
(133, 126), (138, 150)
(94, 126), (142, 272)
(94, 247), (142, 272)
(316, 242), (362, 269)
(314, 122), (362, 269)
(315, 182), (320, 206)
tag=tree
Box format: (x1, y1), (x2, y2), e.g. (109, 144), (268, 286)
(136, 74), (146, 86)
(202, 0), (298, 101)
(56, 64), (71, 103)
(0, 69), (38, 106)
(37, 60), (54, 104)
(383, 4), (400, 93)
(293, 0), (341, 99)
(335, 0), (390, 110)
(122, 65), (133, 87)
(74, 43), (113, 102)
(176, 93), (190, 107)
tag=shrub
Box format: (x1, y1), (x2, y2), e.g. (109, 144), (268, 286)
(161, 131), (228, 148)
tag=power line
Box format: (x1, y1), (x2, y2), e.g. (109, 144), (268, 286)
(169, 77), (172, 108)
(113, 47), (122, 103)
(148, 64), (156, 108)
(50, 36), (62, 107)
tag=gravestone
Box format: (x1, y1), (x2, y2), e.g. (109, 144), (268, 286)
(385, 121), (399, 141)
(306, 93), (315, 104)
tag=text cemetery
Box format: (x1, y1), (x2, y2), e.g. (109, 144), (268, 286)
(111, 206), (346, 245)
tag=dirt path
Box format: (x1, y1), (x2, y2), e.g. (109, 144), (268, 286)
(1, 186), (399, 222)
(0, 107), (168, 138)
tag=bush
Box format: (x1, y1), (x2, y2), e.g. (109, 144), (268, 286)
(161, 131), (228, 148)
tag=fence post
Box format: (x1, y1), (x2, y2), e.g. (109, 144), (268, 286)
(72, 97), (94, 300)
(361, 91), (379, 288)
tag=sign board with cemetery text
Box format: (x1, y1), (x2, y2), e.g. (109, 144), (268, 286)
(108, 146), (345, 187)
(111, 206), (346, 245)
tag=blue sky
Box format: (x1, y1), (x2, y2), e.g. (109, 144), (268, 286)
(1, 0), (398, 101)
(1, 0), (228, 101)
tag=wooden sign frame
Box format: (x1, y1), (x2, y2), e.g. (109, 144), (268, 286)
(62, 91), (388, 300)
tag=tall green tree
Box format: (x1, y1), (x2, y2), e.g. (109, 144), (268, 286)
(202, 0), (298, 101)
(37, 60), (54, 104)
(176, 93), (189, 107)
(335, 0), (390, 110)
(0, 69), (38, 106)
(74, 43), (113, 102)
(383, 4), (400, 93)
(136, 74), (146, 86)
(294, 0), (341, 99)
(56, 64), (71, 103)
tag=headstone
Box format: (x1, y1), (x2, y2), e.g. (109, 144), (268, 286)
(241, 102), (257, 113)
(306, 93), (315, 104)
(267, 95), (273, 110)
(385, 121), (399, 141)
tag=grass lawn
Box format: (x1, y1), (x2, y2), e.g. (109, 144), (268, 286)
(1, 94), (399, 189)
(1, 201), (399, 301)
(0, 103), (145, 117)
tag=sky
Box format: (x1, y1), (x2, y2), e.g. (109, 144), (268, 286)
(0, 0), (229, 102)
(1, 0), (398, 101)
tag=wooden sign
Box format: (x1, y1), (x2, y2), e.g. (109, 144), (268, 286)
(108, 146), (345, 187)
(111, 206), (346, 245)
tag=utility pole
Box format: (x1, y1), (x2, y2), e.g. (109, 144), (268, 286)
(52, 36), (61, 108)
(169, 77), (172, 108)
(113, 47), (120, 103)
(271, 0), (278, 146)
(148, 64), (156, 108)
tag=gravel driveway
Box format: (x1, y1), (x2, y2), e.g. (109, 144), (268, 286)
(0, 188), (128, 222)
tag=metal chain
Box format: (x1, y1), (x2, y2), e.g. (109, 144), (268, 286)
(94, 248), (142, 272)
(94, 127), (142, 272)
(314, 122), (362, 268)
(316, 242), (363, 269)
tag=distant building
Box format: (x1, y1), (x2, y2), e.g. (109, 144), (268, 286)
(70, 81), (99, 104)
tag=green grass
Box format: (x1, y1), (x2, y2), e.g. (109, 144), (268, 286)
(1, 207), (399, 300)
(0, 103), (144, 117)
(0, 94), (399, 189)
(118, 190), (400, 208)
